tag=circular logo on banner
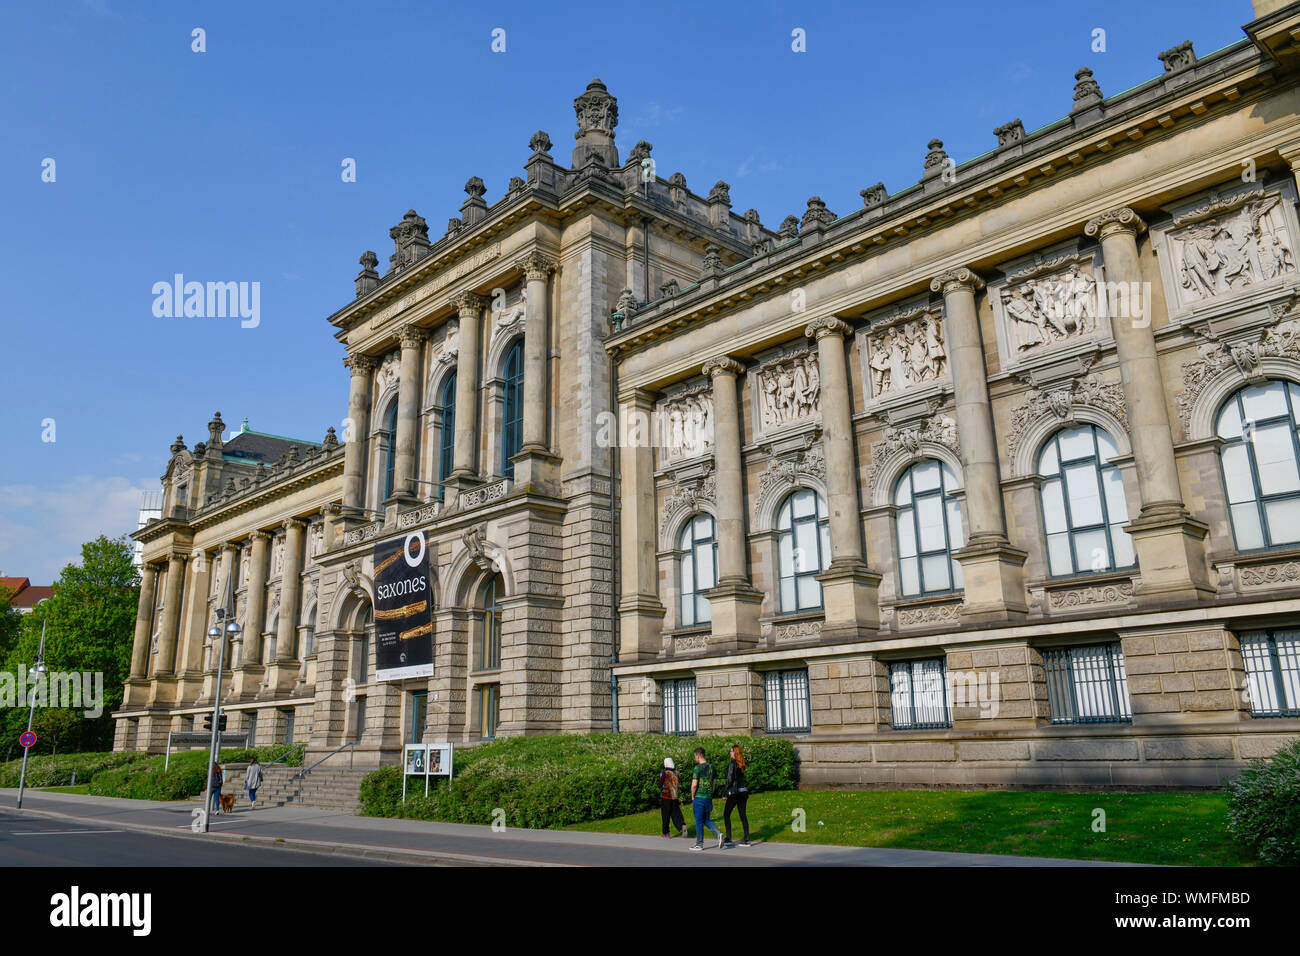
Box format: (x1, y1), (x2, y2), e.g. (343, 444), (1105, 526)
(404, 531), (426, 568)
(19, 731), (37, 748)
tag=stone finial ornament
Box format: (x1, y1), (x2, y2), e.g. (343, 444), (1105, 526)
(355, 250), (380, 298)
(1072, 67), (1103, 111)
(860, 182), (888, 207)
(207, 411), (225, 447)
(447, 217), (463, 236)
(1158, 41), (1196, 72)
(573, 78), (619, 168)
(700, 244), (725, 279)
(461, 177), (489, 226)
(923, 139), (949, 173)
(388, 209), (430, 272)
(668, 172), (687, 206)
(322, 426), (339, 450)
(507, 176), (525, 194)
(170, 435), (186, 455)
(801, 196), (836, 231)
(778, 215), (800, 241)
(464, 176), (486, 200)
(994, 119), (1026, 147)
(708, 181), (732, 204)
(628, 140), (653, 164)
(529, 130), (552, 155)
(659, 279), (679, 299)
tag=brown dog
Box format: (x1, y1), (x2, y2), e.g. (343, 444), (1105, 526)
(219, 793), (235, 813)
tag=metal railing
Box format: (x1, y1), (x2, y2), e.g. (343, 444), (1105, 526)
(293, 741), (355, 781)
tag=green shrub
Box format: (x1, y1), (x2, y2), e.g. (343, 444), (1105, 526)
(1225, 736), (1300, 866)
(0, 750), (148, 788)
(359, 733), (798, 829)
(88, 760), (208, 801)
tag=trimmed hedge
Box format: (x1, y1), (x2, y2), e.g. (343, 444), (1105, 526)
(1225, 737), (1300, 866)
(83, 743), (306, 801)
(359, 733), (798, 829)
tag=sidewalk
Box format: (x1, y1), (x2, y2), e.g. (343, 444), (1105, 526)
(0, 789), (1139, 867)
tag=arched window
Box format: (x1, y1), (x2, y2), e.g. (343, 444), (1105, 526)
(894, 459), (964, 596)
(382, 400), (399, 501)
(1038, 425), (1133, 576)
(678, 514), (716, 627)
(501, 339), (524, 478)
(1217, 380), (1300, 551)
(438, 372), (457, 500)
(478, 575), (504, 670)
(302, 605), (317, 658)
(777, 489), (830, 612)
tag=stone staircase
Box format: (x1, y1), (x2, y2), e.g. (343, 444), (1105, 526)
(204, 763), (370, 813)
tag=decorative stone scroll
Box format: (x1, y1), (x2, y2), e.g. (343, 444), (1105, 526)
(761, 619), (823, 643)
(1006, 373), (1128, 473)
(1046, 580), (1134, 610)
(657, 384), (714, 465)
(1153, 182), (1299, 320)
(860, 301), (948, 399)
(864, 412), (959, 494)
(754, 451), (826, 521)
(659, 474), (716, 537)
(895, 602), (961, 628)
(750, 346), (821, 436)
(1238, 560), (1300, 590)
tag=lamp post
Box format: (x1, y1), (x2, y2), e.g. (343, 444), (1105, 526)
(15, 620), (48, 809)
(199, 575), (241, 834)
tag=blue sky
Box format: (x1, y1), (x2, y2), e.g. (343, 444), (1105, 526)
(0, 0), (1254, 582)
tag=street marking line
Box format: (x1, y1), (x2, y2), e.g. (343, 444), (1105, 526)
(13, 829), (124, 835)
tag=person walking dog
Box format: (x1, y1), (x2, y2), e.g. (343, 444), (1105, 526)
(209, 761), (224, 815)
(722, 743), (751, 847)
(658, 757), (686, 837)
(244, 756), (264, 808)
(689, 747), (724, 850)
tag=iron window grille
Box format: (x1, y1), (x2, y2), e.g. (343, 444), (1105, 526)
(1038, 424), (1135, 576)
(889, 658), (951, 729)
(777, 489), (831, 612)
(1216, 381), (1300, 553)
(1043, 643), (1132, 724)
(661, 677), (698, 736)
(894, 459), (965, 596)
(764, 669), (812, 733)
(1239, 629), (1300, 717)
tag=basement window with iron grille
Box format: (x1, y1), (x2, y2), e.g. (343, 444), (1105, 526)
(1043, 643), (1132, 724)
(661, 678), (697, 736)
(1239, 629), (1300, 717)
(764, 669), (811, 733)
(889, 659), (951, 730)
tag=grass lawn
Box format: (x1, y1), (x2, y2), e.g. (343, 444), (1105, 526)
(567, 789), (1252, 866)
(39, 785), (91, 794)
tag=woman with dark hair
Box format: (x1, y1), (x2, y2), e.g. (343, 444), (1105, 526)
(209, 762), (224, 815)
(722, 743), (751, 847)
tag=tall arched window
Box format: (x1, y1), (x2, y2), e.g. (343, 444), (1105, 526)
(302, 605), (317, 657)
(894, 459), (964, 596)
(382, 400), (399, 501)
(438, 372), (457, 500)
(1038, 424), (1133, 576)
(479, 575), (503, 670)
(1217, 380), (1300, 551)
(777, 489), (830, 612)
(678, 514), (716, 627)
(501, 339), (524, 478)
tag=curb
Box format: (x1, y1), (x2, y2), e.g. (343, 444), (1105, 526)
(8, 805), (555, 867)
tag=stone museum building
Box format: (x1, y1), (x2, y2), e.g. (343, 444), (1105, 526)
(119, 2), (1300, 788)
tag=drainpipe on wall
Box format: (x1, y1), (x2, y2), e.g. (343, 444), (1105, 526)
(609, 316), (621, 733)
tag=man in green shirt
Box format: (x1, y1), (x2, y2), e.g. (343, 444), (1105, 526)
(690, 747), (724, 849)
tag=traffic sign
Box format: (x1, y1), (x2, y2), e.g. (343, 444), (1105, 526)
(19, 731), (36, 748)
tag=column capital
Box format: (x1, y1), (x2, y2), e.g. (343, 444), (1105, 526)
(343, 354), (375, 375)
(618, 387), (658, 409)
(397, 324), (426, 349)
(282, 517), (309, 532)
(804, 316), (854, 341)
(450, 291), (487, 317)
(516, 249), (556, 281)
(220, 541), (239, 555)
(250, 529), (274, 543)
(929, 267), (986, 295)
(701, 355), (746, 379)
(1084, 206), (1147, 240)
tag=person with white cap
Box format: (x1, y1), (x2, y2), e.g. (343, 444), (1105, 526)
(657, 757), (686, 837)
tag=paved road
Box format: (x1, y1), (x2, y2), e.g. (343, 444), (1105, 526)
(0, 789), (1136, 867)
(0, 807), (396, 867)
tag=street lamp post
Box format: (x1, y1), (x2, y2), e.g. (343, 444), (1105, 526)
(16, 620), (49, 809)
(199, 573), (241, 834)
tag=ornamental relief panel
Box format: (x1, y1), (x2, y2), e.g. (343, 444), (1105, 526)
(1237, 560), (1300, 590)
(656, 383), (714, 466)
(658, 472), (716, 538)
(860, 302), (949, 400)
(864, 411), (960, 494)
(1153, 181), (1300, 321)
(1006, 372), (1127, 475)
(749, 346), (821, 438)
(989, 246), (1109, 370)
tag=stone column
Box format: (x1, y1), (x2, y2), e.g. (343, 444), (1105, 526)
(390, 325), (425, 503)
(1085, 207), (1212, 601)
(702, 355), (762, 649)
(154, 554), (185, 676)
(805, 317), (880, 635)
(266, 518), (307, 694)
(342, 355), (374, 514)
(129, 564), (158, 679)
(618, 389), (665, 659)
(242, 531), (271, 666)
(930, 268), (1028, 623)
(512, 251), (559, 489)
(449, 292), (486, 491)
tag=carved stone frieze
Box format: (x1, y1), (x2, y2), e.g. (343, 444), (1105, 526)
(659, 474), (716, 536)
(895, 602), (961, 627)
(865, 413), (959, 490)
(752, 347), (820, 434)
(1237, 560), (1300, 589)
(754, 451), (826, 519)
(657, 385), (714, 464)
(1007, 373), (1127, 472)
(863, 303), (947, 399)
(1046, 580), (1134, 610)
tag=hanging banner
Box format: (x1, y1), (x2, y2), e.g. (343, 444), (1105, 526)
(373, 530), (435, 682)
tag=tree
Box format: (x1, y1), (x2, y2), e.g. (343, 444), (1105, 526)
(0, 585), (20, 663)
(1, 535), (139, 755)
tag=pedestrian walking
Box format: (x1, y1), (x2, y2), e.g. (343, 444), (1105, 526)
(244, 756), (264, 808)
(658, 757), (686, 837)
(209, 761), (224, 815)
(722, 743), (751, 847)
(689, 747), (723, 850)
